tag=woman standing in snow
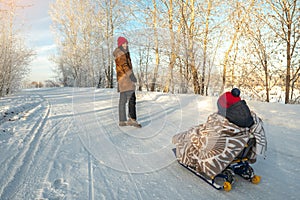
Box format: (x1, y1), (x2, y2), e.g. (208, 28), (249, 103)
(113, 36), (141, 128)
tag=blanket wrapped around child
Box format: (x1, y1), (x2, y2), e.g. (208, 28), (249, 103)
(172, 112), (267, 178)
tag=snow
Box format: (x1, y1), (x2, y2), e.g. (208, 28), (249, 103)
(0, 87), (299, 200)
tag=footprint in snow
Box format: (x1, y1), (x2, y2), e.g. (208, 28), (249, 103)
(42, 179), (69, 200)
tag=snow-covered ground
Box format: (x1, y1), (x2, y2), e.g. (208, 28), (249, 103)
(0, 87), (299, 200)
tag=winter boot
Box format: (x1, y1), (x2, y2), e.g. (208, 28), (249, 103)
(119, 121), (127, 126)
(127, 118), (142, 128)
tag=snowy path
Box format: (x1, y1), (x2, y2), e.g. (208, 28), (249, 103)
(0, 89), (74, 199)
(0, 88), (299, 199)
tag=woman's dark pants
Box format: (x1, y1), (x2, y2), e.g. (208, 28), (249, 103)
(119, 91), (136, 122)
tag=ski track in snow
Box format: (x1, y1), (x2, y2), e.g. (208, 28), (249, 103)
(0, 87), (299, 200)
(0, 93), (51, 199)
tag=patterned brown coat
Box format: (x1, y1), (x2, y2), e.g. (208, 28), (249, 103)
(172, 112), (266, 178)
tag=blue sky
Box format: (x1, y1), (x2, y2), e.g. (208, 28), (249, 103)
(18, 0), (56, 82)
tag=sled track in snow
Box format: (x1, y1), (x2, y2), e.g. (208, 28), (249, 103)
(72, 88), (143, 200)
(0, 94), (51, 200)
(102, 124), (143, 199)
(83, 129), (133, 199)
(78, 125), (144, 200)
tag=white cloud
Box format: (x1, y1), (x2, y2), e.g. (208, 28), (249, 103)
(28, 45), (57, 82)
(34, 44), (57, 55)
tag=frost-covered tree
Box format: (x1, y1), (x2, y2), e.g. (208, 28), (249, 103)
(261, 0), (300, 104)
(50, 0), (126, 88)
(0, 0), (33, 96)
(48, 0), (299, 102)
(50, 0), (98, 87)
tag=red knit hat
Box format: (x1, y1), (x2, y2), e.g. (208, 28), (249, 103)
(218, 91), (241, 108)
(117, 37), (128, 47)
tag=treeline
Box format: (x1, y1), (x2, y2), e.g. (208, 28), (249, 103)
(1, 1), (299, 103)
(0, 0), (34, 97)
(50, 0), (300, 104)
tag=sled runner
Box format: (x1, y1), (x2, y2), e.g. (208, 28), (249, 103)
(179, 159), (261, 191)
(179, 162), (233, 191)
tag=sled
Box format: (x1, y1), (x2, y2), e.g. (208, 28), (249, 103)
(179, 159), (261, 192)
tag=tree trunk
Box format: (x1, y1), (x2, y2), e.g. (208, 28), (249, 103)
(189, 0), (200, 94)
(151, 0), (160, 92)
(164, 0), (175, 93)
(285, 22), (291, 104)
(201, 0), (212, 95)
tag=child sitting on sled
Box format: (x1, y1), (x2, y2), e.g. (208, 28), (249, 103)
(172, 88), (267, 191)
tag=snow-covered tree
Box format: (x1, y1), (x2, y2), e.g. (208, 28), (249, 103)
(50, 0), (126, 88)
(261, 0), (300, 104)
(0, 0), (33, 96)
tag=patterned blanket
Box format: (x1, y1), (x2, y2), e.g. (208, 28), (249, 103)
(172, 112), (266, 178)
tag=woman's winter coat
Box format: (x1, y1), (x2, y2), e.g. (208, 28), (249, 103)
(113, 47), (136, 92)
